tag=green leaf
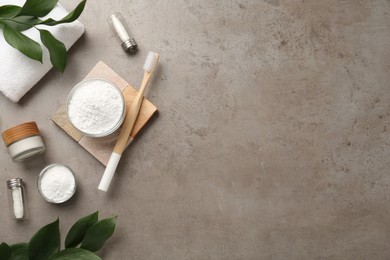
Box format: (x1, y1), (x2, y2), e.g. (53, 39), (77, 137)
(29, 218), (60, 260)
(17, 0), (58, 17)
(40, 0), (86, 26)
(80, 216), (117, 252)
(0, 242), (11, 260)
(65, 211), (99, 248)
(3, 24), (42, 62)
(2, 16), (41, 31)
(0, 5), (21, 18)
(39, 29), (67, 72)
(10, 243), (29, 260)
(49, 248), (101, 260)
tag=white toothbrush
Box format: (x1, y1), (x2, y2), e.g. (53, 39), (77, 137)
(98, 52), (159, 192)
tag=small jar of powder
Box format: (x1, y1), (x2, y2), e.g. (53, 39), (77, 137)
(38, 164), (76, 204)
(66, 78), (125, 137)
(7, 178), (28, 220)
(2, 121), (46, 162)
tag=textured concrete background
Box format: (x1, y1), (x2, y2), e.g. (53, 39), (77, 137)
(1, 0), (390, 259)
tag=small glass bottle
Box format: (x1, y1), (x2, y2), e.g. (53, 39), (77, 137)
(7, 178), (28, 220)
(107, 12), (137, 53)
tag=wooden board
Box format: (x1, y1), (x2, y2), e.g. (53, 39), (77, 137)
(52, 61), (157, 166)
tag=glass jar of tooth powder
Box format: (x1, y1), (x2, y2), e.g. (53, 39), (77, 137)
(66, 78), (125, 137)
(2, 121), (46, 162)
(38, 164), (76, 204)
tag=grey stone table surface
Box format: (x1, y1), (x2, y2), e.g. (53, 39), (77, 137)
(1, 0), (390, 259)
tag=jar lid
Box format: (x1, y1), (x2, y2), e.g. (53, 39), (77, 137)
(2, 122), (40, 147)
(7, 178), (24, 188)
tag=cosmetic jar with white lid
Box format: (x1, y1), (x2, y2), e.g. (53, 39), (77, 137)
(2, 121), (46, 162)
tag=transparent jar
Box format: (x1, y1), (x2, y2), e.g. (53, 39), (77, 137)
(7, 178), (28, 220)
(2, 121), (46, 162)
(66, 78), (126, 138)
(38, 164), (77, 204)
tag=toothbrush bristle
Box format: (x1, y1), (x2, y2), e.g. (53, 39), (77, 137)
(143, 52), (159, 72)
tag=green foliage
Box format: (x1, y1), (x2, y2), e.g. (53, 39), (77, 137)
(65, 211), (98, 248)
(39, 29), (67, 72)
(0, 0), (87, 72)
(39, 0), (86, 26)
(81, 216), (117, 252)
(0, 5), (21, 18)
(0, 243), (11, 259)
(3, 24), (42, 62)
(2, 16), (41, 31)
(10, 243), (29, 260)
(0, 211), (116, 260)
(29, 219), (60, 260)
(49, 248), (101, 260)
(18, 0), (58, 17)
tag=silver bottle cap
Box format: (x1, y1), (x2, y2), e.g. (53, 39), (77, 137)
(121, 38), (137, 52)
(7, 178), (24, 188)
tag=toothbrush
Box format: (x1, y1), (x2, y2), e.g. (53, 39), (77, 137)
(98, 52), (159, 192)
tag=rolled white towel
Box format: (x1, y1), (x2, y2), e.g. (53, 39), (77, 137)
(0, 0), (85, 102)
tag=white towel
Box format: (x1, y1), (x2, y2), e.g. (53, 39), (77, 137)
(0, 0), (84, 102)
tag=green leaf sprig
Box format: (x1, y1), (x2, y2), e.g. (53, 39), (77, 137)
(0, 211), (117, 260)
(0, 0), (87, 72)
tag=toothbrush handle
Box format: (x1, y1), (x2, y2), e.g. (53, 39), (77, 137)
(113, 72), (150, 154)
(98, 152), (122, 192)
(99, 74), (150, 192)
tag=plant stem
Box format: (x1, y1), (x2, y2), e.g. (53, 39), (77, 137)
(2, 18), (33, 26)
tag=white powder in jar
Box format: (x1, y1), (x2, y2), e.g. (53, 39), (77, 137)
(67, 79), (124, 136)
(39, 165), (76, 203)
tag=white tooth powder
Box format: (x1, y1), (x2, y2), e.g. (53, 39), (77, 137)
(67, 79), (125, 137)
(38, 164), (76, 203)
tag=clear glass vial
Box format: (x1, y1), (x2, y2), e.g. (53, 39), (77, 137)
(2, 121), (46, 162)
(107, 12), (137, 52)
(7, 178), (28, 220)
